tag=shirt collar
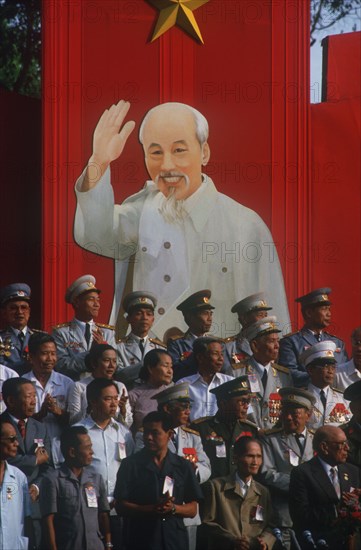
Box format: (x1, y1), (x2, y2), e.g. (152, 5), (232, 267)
(74, 318), (94, 329)
(318, 455), (338, 476)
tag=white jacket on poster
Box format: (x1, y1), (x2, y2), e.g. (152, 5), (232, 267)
(74, 169), (290, 339)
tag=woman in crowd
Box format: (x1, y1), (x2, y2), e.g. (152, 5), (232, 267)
(67, 343), (132, 426)
(129, 349), (173, 433)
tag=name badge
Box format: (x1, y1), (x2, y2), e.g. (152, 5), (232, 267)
(248, 374), (261, 393)
(289, 449), (299, 466)
(250, 505), (264, 522)
(85, 485), (98, 508)
(34, 438), (44, 448)
(216, 443), (227, 458)
(118, 442), (126, 460)
(163, 476), (174, 497)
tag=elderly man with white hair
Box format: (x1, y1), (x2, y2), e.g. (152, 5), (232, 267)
(74, 100), (290, 339)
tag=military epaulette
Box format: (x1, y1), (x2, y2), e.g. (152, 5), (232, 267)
(30, 328), (43, 333)
(263, 426), (284, 436)
(273, 363), (290, 374)
(223, 336), (236, 343)
(332, 387), (344, 395)
(149, 337), (167, 348)
(52, 322), (71, 329)
(307, 428), (315, 435)
(231, 360), (249, 370)
(138, 427), (144, 433)
(191, 416), (213, 424)
(116, 337), (127, 344)
(281, 331), (298, 338)
(171, 334), (186, 342)
(182, 426), (200, 436)
(97, 322), (115, 330)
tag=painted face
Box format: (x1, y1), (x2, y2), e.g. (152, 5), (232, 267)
(74, 291), (100, 321)
(30, 342), (57, 377)
(0, 423), (19, 460)
(142, 107), (209, 201)
(143, 421), (172, 454)
(128, 307), (154, 336)
(2, 300), (30, 330)
(148, 354), (173, 387)
(235, 441), (263, 478)
(93, 349), (117, 379)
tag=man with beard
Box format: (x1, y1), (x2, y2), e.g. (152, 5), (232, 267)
(73, 100), (290, 340)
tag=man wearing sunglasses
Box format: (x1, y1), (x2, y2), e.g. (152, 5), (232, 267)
(300, 341), (351, 430)
(191, 376), (258, 479)
(259, 387), (316, 549)
(0, 421), (32, 550)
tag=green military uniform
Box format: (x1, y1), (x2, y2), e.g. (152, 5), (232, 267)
(191, 414), (258, 479)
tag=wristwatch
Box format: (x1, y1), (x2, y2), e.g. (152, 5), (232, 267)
(171, 504), (177, 515)
(104, 543), (113, 548)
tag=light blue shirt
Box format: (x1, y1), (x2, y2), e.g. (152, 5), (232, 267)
(0, 462), (31, 550)
(176, 372), (233, 421)
(77, 416), (134, 500)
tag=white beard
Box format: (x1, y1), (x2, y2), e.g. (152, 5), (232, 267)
(155, 174), (190, 224)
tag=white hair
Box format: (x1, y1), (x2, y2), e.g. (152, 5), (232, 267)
(139, 102), (209, 146)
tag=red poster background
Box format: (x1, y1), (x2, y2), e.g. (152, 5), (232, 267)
(1, 0), (359, 351)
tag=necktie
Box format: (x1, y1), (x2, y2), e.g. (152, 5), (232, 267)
(295, 433), (304, 454)
(320, 389), (327, 410)
(261, 369), (268, 390)
(18, 331), (25, 348)
(330, 467), (341, 499)
(85, 323), (91, 348)
(139, 338), (145, 355)
(18, 419), (26, 439)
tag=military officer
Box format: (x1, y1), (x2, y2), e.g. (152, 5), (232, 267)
(224, 291), (272, 362)
(191, 376), (258, 479)
(232, 317), (292, 429)
(167, 290), (217, 381)
(135, 383), (211, 550)
(0, 283), (40, 375)
(115, 291), (166, 387)
(52, 275), (117, 380)
(301, 341), (351, 430)
(340, 380), (361, 468)
(279, 288), (348, 387)
(334, 326), (361, 391)
(259, 387), (316, 549)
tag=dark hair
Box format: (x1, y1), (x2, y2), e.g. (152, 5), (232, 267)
(233, 436), (261, 457)
(192, 336), (223, 357)
(139, 349), (171, 381)
(28, 332), (55, 354)
(143, 411), (173, 432)
(85, 343), (116, 371)
(86, 378), (119, 404)
(2, 378), (34, 405)
(60, 426), (88, 458)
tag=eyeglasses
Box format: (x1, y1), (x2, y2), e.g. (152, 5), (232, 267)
(1, 436), (18, 443)
(327, 440), (349, 449)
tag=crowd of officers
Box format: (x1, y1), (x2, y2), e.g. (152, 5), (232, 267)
(0, 278), (360, 550)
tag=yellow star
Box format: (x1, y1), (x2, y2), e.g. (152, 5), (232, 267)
(147, 0), (210, 44)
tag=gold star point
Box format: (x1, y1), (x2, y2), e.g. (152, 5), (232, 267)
(147, 0), (210, 44)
